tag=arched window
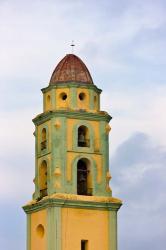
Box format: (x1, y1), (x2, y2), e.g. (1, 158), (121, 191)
(47, 95), (51, 109)
(77, 158), (92, 196)
(94, 95), (98, 110)
(41, 128), (47, 150)
(78, 126), (90, 147)
(39, 160), (48, 198)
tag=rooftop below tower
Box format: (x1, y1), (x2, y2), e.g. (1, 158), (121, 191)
(49, 54), (94, 85)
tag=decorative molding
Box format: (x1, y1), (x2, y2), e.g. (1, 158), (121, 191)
(54, 181), (61, 189)
(72, 120), (95, 153)
(106, 171), (112, 192)
(23, 193), (122, 214)
(106, 185), (112, 193)
(54, 120), (61, 129)
(41, 82), (102, 94)
(33, 110), (112, 125)
(49, 193), (121, 203)
(109, 211), (117, 250)
(105, 124), (111, 134)
(54, 167), (61, 176)
(106, 171), (112, 181)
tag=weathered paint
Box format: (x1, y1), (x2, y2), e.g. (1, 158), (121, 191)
(62, 208), (109, 250)
(47, 207), (61, 250)
(23, 195), (122, 213)
(41, 82), (102, 95)
(37, 121), (51, 156)
(44, 90), (52, 111)
(30, 210), (47, 250)
(66, 118), (100, 152)
(109, 211), (118, 250)
(55, 88), (70, 109)
(42, 83), (102, 113)
(24, 198), (121, 250)
(76, 88), (90, 110)
(24, 56), (121, 250)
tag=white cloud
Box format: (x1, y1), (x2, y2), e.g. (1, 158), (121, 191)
(0, 109), (35, 152)
(0, 164), (34, 201)
(0, 109), (35, 201)
(110, 132), (166, 250)
(101, 84), (166, 154)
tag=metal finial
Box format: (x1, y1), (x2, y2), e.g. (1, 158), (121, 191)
(70, 40), (75, 54)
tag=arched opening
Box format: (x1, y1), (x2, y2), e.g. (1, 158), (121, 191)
(39, 160), (48, 198)
(78, 125), (90, 147)
(36, 224), (45, 238)
(94, 94), (98, 110)
(59, 92), (67, 101)
(77, 158), (92, 196)
(79, 92), (86, 101)
(47, 95), (51, 109)
(41, 128), (47, 150)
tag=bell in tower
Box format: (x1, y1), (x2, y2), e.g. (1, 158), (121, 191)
(78, 126), (89, 147)
(23, 53), (122, 250)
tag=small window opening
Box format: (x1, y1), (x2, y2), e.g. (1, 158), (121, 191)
(78, 126), (90, 147)
(36, 224), (45, 238)
(79, 92), (86, 101)
(77, 159), (92, 196)
(47, 95), (51, 105)
(94, 95), (98, 110)
(81, 240), (88, 250)
(60, 92), (67, 100)
(39, 161), (48, 198)
(41, 128), (47, 150)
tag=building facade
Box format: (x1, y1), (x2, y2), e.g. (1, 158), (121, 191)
(23, 54), (122, 250)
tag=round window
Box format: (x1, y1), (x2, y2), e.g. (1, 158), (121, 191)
(79, 92), (86, 101)
(36, 224), (45, 238)
(60, 92), (67, 100)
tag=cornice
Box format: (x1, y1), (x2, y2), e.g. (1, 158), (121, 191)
(41, 82), (102, 94)
(23, 193), (122, 214)
(33, 110), (112, 125)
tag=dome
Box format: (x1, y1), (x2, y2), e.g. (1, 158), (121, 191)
(49, 54), (93, 85)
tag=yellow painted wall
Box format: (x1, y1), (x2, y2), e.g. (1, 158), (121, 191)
(31, 210), (47, 250)
(94, 93), (99, 112)
(55, 88), (70, 109)
(62, 208), (109, 250)
(44, 87), (100, 112)
(37, 154), (51, 188)
(44, 91), (52, 111)
(66, 118), (100, 151)
(77, 88), (90, 110)
(37, 121), (51, 153)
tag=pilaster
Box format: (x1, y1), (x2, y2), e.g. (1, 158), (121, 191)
(27, 214), (31, 250)
(109, 210), (118, 250)
(47, 207), (61, 250)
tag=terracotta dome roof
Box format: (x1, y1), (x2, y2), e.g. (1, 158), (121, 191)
(49, 54), (93, 85)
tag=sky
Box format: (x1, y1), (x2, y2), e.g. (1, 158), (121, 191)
(0, 0), (166, 249)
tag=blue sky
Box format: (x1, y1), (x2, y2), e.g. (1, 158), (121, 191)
(0, 0), (166, 249)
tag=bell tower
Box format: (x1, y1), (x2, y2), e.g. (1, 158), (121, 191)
(23, 54), (122, 250)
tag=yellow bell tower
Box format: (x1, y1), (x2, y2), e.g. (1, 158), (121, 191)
(23, 54), (122, 250)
